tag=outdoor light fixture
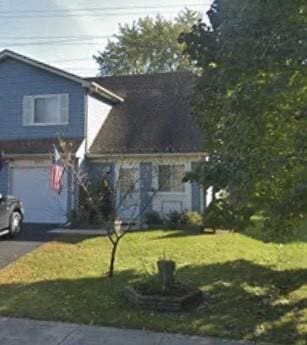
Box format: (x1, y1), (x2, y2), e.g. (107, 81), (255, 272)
(114, 218), (122, 235)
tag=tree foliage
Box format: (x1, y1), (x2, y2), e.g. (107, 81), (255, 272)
(182, 0), (307, 235)
(94, 8), (201, 76)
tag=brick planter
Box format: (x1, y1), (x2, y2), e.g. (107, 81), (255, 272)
(125, 283), (204, 312)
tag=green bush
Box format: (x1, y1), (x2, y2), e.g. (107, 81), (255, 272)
(204, 199), (253, 231)
(144, 210), (163, 225)
(78, 178), (114, 226)
(183, 211), (203, 227)
(165, 210), (184, 228)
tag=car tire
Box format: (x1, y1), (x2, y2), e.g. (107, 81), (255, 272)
(9, 211), (22, 237)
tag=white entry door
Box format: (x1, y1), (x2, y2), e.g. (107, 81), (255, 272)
(10, 165), (68, 224)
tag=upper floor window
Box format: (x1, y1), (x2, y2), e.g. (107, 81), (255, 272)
(23, 94), (69, 126)
(158, 164), (185, 192)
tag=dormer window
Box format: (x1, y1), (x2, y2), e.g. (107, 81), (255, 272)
(23, 94), (69, 126)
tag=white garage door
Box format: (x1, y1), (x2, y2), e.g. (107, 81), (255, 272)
(11, 166), (68, 224)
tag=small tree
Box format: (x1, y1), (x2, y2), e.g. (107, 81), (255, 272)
(57, 140), (178, 277)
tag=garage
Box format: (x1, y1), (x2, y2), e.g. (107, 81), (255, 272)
(10, 162), (68, 224)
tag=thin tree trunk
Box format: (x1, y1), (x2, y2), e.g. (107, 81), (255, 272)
(108, 240), (119, 278)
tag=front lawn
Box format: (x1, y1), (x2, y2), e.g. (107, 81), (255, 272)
(0, 228), (306, 344)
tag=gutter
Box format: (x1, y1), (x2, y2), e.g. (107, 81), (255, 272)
(5, 152), (79, 160)
(88, 82), (124, 104)
(4, 153), (51, 160)
(87, 152), (208, 161)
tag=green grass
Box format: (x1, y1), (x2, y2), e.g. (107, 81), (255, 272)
(0, 228), (306, 344)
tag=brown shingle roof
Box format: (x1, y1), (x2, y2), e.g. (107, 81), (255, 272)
(0, 138), (83, 155)
(87, 72), (203, 154)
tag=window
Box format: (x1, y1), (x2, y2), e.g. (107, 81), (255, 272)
(23, 94), (69, 126)
(119, 168), (136, 193)
(158, 164), (185, 192)
(34, 96), (58, 124)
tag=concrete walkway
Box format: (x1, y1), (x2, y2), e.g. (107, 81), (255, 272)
(0, 317), (257, 345)
(50, 228), (108, 236)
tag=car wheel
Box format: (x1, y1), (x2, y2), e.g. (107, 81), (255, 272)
(9, 212), (22, 237)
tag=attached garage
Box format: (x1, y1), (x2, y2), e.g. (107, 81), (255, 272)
(0, 138), (82, 225)
(10, 161), (68, 224)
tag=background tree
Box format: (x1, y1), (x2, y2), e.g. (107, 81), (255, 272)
(94, 8), (201, 76)
(181, 0), (307, 236)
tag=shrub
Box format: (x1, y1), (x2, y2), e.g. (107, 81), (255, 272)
(203, 199), (253, 231)
(183, 211), (203, 227)
(165, 210), (184, 228)
(78, 179), (114, 225)
(67, 210), (80, 227)
(144, 210), (163, 225)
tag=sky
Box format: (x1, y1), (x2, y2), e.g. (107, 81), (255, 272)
(0, 0), (212, 76)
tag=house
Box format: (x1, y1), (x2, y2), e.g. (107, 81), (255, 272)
(0, 49), (206, 225)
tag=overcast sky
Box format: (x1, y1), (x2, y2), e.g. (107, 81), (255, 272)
(0, 0), (211, 76)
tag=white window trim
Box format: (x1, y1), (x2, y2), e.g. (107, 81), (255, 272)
(23, 93), (69, 127)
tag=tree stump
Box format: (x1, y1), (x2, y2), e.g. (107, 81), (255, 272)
(157, 260), (176, 290)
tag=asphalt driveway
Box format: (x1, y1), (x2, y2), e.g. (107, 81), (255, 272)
(0, 224), (57, 269)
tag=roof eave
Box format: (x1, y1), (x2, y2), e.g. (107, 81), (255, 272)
(87, 152), (208, 160)
(89, 82), (124, 104)
(4, 153), (51, 159)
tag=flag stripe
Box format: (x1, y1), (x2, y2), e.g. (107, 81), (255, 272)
(50, 146), (64, 193)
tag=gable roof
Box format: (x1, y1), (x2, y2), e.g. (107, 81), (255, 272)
(0, 49), (123, 105)
(87, 72), (203, 155)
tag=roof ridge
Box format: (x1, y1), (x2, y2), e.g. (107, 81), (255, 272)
(86, 70), (194, 81)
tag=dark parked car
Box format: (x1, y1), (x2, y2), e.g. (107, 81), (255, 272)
(0, 194), (24, 237)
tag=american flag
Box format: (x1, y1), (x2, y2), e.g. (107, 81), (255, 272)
(50, 145), (65, 194)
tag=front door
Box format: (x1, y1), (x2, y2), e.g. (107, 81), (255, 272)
(116, 164), (140, 223)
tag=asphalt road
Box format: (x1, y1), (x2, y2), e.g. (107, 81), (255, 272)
(0, 224), (57, 269)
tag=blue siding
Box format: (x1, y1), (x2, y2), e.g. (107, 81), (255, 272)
(0, 58), (85, 140)
(0, 163), (9, 195)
